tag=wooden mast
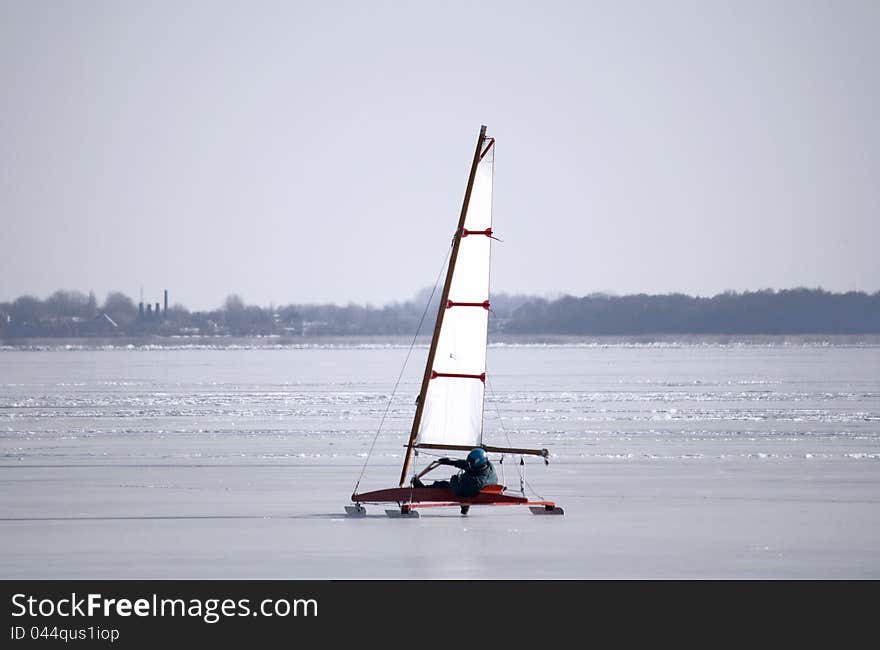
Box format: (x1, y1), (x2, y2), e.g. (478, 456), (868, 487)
(398, 125), (487, 487)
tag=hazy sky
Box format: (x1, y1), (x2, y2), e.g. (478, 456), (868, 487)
(2, 1), (878, 310)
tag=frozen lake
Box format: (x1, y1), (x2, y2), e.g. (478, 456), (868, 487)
(1, 343), (879, 578)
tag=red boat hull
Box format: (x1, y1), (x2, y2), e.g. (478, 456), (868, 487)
(351, 486), (528, 505)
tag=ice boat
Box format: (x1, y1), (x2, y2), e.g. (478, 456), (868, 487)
(348, 125), (563, 518)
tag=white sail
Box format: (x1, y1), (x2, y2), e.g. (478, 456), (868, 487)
(415, 139), (494, 448)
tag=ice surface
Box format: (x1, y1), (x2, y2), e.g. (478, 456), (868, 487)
(1, 345), (878, 578)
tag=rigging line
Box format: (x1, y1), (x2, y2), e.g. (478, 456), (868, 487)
(487, 373), (539, 498)
(485, 373), (516, 451)
(485, 373), (523, 494)
(523, 477), (545, 501)
(352, 240), (454, 494)
(416, 450), (445, 458)
(499, 452), (505, 485)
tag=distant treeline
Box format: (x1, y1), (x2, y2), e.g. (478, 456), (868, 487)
(1, 288), (879, 338)
(504, 289), (880, 335)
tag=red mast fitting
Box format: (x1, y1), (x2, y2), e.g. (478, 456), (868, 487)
(430, 371), (486, 383)
(447, 300), (490, 310)
(461, 228), (493, 237)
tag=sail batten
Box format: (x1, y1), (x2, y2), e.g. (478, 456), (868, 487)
(414, 136), (495, 450)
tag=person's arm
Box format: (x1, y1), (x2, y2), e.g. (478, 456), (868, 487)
(438, 457), (468, 470)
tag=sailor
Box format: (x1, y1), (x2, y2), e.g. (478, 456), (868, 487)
(411, 448), (498, 497)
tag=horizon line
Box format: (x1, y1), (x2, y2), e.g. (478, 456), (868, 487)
(3, 285), (880, 312)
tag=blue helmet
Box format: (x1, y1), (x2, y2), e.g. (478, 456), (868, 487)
(466, 448), (489, 471)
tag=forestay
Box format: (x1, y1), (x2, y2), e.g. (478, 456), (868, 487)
(415, 139), (495, 448)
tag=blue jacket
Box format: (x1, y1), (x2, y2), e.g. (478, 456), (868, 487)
(439, 457), (499, 498)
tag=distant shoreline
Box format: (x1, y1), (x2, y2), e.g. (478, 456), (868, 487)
(5, 288), (880, 341)
(3, 333), (880, 350)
